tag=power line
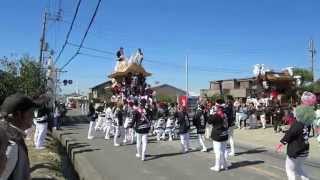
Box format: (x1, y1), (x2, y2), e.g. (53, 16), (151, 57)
(68, 42), (114, 55)
(60, 19), (131, 39)
(67, 42), (186, 69)
(55, 0), (82, 64)
(60, 0), (103, 70)
(79, 52), (114, 61)
(74, 50), (249, 75)
(63, 42), (251, 74)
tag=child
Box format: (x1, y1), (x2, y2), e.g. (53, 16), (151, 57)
(155, 116), (166, 141)
(154, 104), (166, 141)
(165, 104), (177, 141)
(258, 105), (267, 129)
(165, 117), (176, 141)
(272, 103), (283, 133)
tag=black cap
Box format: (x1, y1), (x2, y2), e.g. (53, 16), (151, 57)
(0, 93), (37, 116)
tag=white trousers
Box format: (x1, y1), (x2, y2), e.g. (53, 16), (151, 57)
(81, 106), (86, 115)
(198, 134), (207, 150)
(136, 133), (148, 159)
(213, 141), (228, 169)
(34, 122), (48, 148)
(123, 128), (135, 143)
(235, 113), (241, 128)
(260, 114), (266, 129)
(156, 129), (165, 141)
(104, 124), (113, 139)
(95, 117), (105, 131)
(88, 121), (96, 139)
(286, 156), (309, 180)
(180, 133), (190, 152)
(228, 127), (235, 154)
(205, 125), (212, 139)
(114, 126), (123, 145)
(165, 128), (174, 141)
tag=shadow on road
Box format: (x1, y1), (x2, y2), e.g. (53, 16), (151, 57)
(229, 160), (265, 170)
(235, 147), (267, 156)
(62, 115), (89, 126)
(146, 149), (200, 161)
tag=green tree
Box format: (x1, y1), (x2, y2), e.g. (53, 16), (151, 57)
(0, 57), (19, 103)
(293, 68), (313, 84)
(156, 95), (175, 104)
(208, 94), (224, 103)
(0, 55), (46, 104)
(19, 55), (46, 97)
(302, 81), (320, 93)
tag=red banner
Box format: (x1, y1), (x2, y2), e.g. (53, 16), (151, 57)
(179, 96), (188, 107)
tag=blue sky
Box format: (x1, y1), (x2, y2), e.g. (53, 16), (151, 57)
(0, 0), (319, 95)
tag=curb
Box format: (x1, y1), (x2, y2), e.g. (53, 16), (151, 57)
(235, 139), (320, 168)
(52, 117), (105, 180)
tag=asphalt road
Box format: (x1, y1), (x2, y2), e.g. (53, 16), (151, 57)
(58, 109), (320, 180)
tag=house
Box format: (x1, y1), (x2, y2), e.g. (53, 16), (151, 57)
(89, 81), (113, 102)
(200, 77), (256, 98)
(151, 84), (186, 101)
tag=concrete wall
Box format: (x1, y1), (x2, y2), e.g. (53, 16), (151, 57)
(200, 88), (248, 98)
(222, 80), (235, 89)
(203, 78), (254, 98)
(230, 89), (248, 98)
(210, 82), (220, 90)
(240, 81), (251, 88)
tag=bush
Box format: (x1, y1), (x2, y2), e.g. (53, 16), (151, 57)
(156, 95), (175, 104)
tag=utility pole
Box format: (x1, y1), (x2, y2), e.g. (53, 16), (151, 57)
(309, 39), (317, 82)
(39, 11), (48, 65)
(40, 3), (64, 109)
(39, 3), (63, 65)
(185, 55), (189, 97)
